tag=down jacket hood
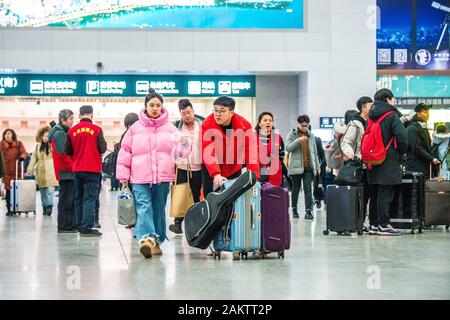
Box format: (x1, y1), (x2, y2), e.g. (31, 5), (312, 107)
(433, 132), (450, 139)
(369, 101), (403, 121)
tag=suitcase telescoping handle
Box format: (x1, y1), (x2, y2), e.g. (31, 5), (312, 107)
(15, 160), (24, 180)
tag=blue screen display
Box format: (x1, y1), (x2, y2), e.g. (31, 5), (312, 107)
(377, 0), (450, 70)
(0, 0), (304, 29)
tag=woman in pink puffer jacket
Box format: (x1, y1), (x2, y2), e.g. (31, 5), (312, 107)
(116, 88), (191, 259)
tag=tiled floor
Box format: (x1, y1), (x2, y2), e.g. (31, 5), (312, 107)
(0, 186), (449, 300)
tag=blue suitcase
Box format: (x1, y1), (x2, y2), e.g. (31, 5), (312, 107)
(213, 180), (261, 260)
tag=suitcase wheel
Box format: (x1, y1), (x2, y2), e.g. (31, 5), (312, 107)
(419, 228), (423, 234)
(252, 251), (263, 260)
(233, 253), (241, 261)
(323, 230), (329, 236)
(446, 226), (449, 231)
(357, 230), (364, 236)
(278, 251), (285, 259)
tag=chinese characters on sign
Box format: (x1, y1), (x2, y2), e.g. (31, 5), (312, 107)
(0, 74), (255, 97)
(320, 117), (345, 129)
(0, 76), (18, 94)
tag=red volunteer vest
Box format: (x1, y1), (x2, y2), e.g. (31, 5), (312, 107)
(67, 120), (102, 173)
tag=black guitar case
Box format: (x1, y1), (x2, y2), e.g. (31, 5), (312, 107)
(185, 170), (257, 249)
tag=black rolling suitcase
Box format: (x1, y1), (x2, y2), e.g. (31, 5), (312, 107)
(389, 172), (424, 234)
(323, 185), (364, 236)
(185, 170), (257, 249)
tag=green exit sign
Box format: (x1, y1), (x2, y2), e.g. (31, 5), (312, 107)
(0, 74), (256, 98)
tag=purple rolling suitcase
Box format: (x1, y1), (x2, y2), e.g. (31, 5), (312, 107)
(261, 183), (291, 259)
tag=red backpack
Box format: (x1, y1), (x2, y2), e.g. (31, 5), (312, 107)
(361, 111), (397, 170)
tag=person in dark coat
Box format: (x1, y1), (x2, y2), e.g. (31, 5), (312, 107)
(405, 103), (440, 179)
(309, 125), (326, 209)
(367, 89), (408, 236)
(49, 109), (77, 232)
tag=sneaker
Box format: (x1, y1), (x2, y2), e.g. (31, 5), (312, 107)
(305, 210), (314, 220)
(368, 225), (378, 235)
(377, 225), (401, 236)
(139, 238), (152, 259)
(169, 223), (183, 235)
(292, 208), (299, 219)
(150, 239), (163, 256)
(362, 226), (370, 233)
(94, 222), (101, 229)
(79, 229), (102, 237)
(315, 201), (322, 209)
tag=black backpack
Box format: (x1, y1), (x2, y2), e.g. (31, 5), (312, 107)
(102, 152), (117, 178)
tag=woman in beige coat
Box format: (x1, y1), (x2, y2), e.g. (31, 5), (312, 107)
(26, 126), (58, 216)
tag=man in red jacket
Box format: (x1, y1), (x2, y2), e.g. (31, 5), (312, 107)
(65, 105), (107, 237)
(49, 109), (77, 233)
(201, 96), (259, 195)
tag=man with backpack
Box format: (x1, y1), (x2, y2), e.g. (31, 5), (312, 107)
(405, 103), (440, 179)
(361, 89), (408, 236)
(341, 96), (376, 232)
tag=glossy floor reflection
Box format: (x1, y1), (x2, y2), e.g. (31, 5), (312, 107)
(0, 185), (449, 300)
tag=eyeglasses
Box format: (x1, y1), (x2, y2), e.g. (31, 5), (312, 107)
(213, 109), (230, 116)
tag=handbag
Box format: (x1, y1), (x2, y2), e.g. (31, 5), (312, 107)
(334, 159), (363, 186)
(117, 186), (136, 226)
(170, 165), (195, 218)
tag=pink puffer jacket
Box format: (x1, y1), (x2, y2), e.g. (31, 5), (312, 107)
(116, 109), (191, 184)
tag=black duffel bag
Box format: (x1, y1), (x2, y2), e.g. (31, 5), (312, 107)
(334, 159), (364, 186)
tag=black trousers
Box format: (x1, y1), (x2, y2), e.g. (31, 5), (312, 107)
(174, 168), (203, 224)
(5, 189), (11, 213)
(290, 167), (314, 212)
(95, 175), (102, 224)
(57, 180), (76, 230)
(372, 184), (395, 227)
(362, 169), (378, 226)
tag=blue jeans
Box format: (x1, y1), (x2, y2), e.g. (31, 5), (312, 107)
(132, 183), (170, 244)
(40, 187), (55, 207)
(74, 172), (102, 233)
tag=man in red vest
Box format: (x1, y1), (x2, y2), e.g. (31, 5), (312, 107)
(65, 105), (107, 237)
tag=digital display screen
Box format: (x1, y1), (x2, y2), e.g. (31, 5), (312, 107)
(0, 0), (304, 29)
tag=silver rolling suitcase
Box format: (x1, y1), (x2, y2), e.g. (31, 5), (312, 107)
(10, 160), (36, 215)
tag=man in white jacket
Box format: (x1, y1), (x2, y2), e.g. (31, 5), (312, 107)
(341, 96), (378, 234)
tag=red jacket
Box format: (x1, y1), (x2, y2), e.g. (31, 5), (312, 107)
(49, 124), (73, 181)
(258, 132), (283, 186)
(201, 113), (260, 179)
(1, 140), (27, 190)
(65, 119), (107, 173)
